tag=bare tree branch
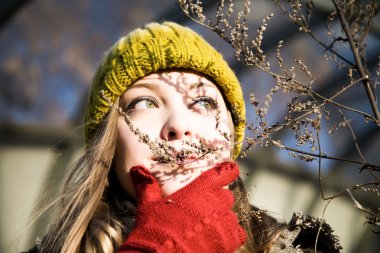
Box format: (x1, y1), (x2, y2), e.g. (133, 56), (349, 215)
(332, 0), (380, 127)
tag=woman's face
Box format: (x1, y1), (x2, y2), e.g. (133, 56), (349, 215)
(114, 71), (233, 198)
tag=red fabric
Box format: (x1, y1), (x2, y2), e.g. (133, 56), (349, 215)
(118, 162), (246, 253)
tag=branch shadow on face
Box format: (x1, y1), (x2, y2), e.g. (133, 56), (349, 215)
(158, 71), (233, 138)
(115, 70), (235, 185)
(127, 71), (233, 183)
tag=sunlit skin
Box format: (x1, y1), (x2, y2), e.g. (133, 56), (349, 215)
(114, 71), (233, 199)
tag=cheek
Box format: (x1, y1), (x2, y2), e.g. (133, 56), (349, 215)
(113, 118), (157, 199)
(189, 113), (232, 163)
(197, 113), (232, 143)
(115, 115), (159, 163)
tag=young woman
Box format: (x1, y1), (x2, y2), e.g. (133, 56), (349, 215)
(26, 22), (341, 253)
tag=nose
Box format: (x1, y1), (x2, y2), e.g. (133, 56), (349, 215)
(161, 111), (192, 141)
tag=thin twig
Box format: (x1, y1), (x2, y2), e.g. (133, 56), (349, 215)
(307, 86), (376, 121)
(358, 0), (377, 44)
(254, 68), (376, 125)
(247, 75), (374, 146)
(274, 0), (354, 66)
(339, 109), (378, 180)
(272, 140), (380, 171)
(281, 76), (368, 131)
(316, 199), (333, 253)
(316, 129), (325, 199)
(332, 0), (380, 127)
(323, 181), (380, 200)
(329, 76), (367, 100)
(347, 189), (380, 221)
(256, 67), (377, 121)
(338, 110), (365, 162)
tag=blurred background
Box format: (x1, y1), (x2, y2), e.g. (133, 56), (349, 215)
(0, 0), (379, 252)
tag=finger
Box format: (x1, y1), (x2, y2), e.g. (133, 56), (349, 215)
(228, 212), (247, 246)
(199, 188), (235, 214)
(188, 161), (239, 191)
(217, 188), (235, 209)
(130, 166), (163, 204)
(238, 225), (247, 244)
(223, 211), (247, 250)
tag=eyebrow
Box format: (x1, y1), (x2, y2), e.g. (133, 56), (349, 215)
(127, 82), (161, 91)
(189, 81), (216, 90)
(128, 80), (217, 91)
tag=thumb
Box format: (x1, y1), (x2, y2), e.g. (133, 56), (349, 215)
(130, 166), (163, 204)
(186, 161), (240, 192)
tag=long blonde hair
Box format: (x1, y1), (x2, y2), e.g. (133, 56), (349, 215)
(40, 105), (125, 253)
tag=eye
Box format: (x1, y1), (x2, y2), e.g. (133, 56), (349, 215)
(190, 96), (218, 111)
(125, 96), (158, 112)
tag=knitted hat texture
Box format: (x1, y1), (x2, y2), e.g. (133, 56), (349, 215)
(84, 22), (245, 159)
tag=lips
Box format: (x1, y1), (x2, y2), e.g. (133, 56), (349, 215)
(151, 153), (199, 165)
(150, 146), (194, 160)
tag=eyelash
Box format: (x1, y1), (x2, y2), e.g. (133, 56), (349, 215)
(125, 96), (158, 112)
(125, 96), (218, 112)
(190, 96), (218, 110)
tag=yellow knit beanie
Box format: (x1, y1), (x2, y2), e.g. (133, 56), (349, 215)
(85, 22), (245, 159)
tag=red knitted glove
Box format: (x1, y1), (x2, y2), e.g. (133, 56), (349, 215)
(118, 161), (246, 253)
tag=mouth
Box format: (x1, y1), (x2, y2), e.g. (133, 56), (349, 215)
(152, 151), (199, 165)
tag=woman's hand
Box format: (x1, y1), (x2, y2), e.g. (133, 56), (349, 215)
(118, 161), (246, 253)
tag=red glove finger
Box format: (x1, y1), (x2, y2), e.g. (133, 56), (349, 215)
(222, 211), (247, 248)
(176, 161), (239, 195)
(216, 188), (236, 208)
(130, 165), (163, 204)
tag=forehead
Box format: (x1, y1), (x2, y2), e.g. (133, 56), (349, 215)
(129, 71), (220, 92)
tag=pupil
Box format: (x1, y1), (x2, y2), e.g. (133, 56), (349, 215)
(203, 101), (210, 109)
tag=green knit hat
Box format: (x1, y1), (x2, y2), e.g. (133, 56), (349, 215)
(85, 22), (245, 159)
